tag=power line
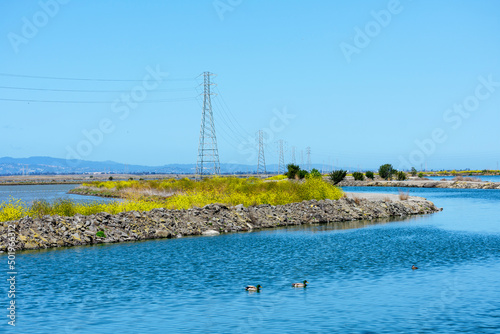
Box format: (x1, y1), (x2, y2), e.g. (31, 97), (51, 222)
(0, 97), (198, 104)
(0, 72), (197, 82)
(211, 95), (249, 143)
(0, 85), (198, 93)
(214, 86), (253, 138)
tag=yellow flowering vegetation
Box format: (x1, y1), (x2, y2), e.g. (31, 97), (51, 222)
(0, 177), (343, 222)
(264, 175), (288, 181)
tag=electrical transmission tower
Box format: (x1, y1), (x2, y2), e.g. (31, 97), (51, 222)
(291, 146), (296, 164)
(196, 72), (220, 176)
(306, 146), (311, 171)
(278, 140), (285, 174)
(257, 130), (266, 175)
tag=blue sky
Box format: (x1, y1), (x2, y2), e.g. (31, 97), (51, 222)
(1, 0), (499, 171)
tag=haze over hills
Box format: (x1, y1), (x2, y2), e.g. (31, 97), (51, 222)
(0, 156), (327, 175)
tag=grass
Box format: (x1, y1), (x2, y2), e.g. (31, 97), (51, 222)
(398, 190), (410, 201)
(0, 177), (343, 223)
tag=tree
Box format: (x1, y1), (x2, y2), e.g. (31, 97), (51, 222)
(378, 164), (395, 180)
(286, 164), (301, 179)
(411, 167), (417, 176)
(365, 171), (374, 179)
(329, 170), (347, 185)
(286, 164), (308, 179)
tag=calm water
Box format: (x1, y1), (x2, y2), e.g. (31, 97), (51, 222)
(2, 186), (500, 333)
(0, 184), (118, 204)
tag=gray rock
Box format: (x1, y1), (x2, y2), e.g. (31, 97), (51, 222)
(202, 229), (220, 236)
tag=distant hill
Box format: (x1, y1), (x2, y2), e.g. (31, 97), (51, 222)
(0, 156), (320, 175)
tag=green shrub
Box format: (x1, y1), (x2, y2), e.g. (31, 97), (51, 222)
(411, 167), (417, 176)
(286, 164), (301, 179)
(108, 176), (113, 181)
(397, 171), (407, 181)
(365, 171), (374, 179)
(329, 170), (347, 185)
(352, 172), (365, 181)
(298, 170), (309, 179)
(418, 172), (424, 178)
(379, 164), (395, 180)
(308, 168), (322, 178)
(96, 231), (106, 238)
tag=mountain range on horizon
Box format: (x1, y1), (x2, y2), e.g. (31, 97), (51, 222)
(0, 156), (332, 176)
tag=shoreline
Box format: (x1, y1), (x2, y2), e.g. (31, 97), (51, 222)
(338, 179), (500, 189)
(0, 195), (441, 252)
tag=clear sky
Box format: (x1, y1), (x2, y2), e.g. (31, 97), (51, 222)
(1, 0), (499, 171)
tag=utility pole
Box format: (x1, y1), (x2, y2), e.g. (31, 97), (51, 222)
(196, 71), (220, 177)
(257, 130), (266, 175)
(306, 146), (311, 171)
(278, 139), (285, 174)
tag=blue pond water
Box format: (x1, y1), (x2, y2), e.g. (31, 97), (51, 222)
(0, 184), (118, 204)
(2, 186), (500, 333)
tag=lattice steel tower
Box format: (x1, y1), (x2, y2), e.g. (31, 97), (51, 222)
(306, 146), (311, 171)
(278, 140), (285, 174)
(291, 146), (296, 164)
(257, 130), (266, 175)
(196, 72), (220, 176)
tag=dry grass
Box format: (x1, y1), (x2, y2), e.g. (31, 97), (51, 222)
(398, 190), (410, 201)
(352, 196), (361, 205)
(383, 197), (392, 202)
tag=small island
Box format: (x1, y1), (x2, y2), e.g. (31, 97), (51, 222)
(0, 173), (441, 252)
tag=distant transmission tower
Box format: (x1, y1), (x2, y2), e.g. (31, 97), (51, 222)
(257, 130), (266, 175)
(301, 150), (304, 166)
(306, 146), (311, 171)
(291, 146), (296, 164)
(278, 140), (285, 174)
(196, 71), (220, 176)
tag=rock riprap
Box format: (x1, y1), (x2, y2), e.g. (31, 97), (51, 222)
(338, 179), (500, 189)
(0, 197), (441, 252)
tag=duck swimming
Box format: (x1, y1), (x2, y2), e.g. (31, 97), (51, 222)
(292, 280), (309, 287)
(412, 265), (419, 270)
(245, 285), (262, 292)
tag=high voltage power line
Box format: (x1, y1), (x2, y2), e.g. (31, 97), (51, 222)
(0, 97), (198, 103)
(1, 71), (324, 172)
(0, 85), (199, 93)
(0, 72), (197, 82)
